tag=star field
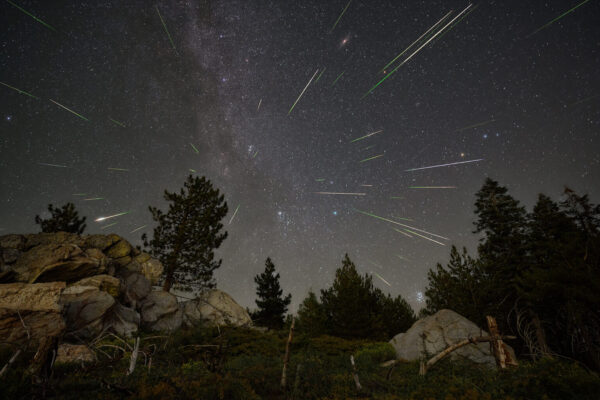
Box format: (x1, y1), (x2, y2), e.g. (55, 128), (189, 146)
(1, 0), (599, 311)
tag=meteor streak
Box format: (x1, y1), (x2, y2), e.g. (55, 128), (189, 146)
(130, 225), (147, 233)
(109, 118), (126, 127)
(257, 98), (262, 111)
(229, 204), (240, 225)
(403, 228), (446, 246)
(528, 0), (591, 37)
(49, 99), (88, 121)
(409, 186), (457, 189)
(288, 69), (319, 115)
(190, 143), (200, 154)
(315, 67), (326, 83)
(360, 154), (383, 163)
(331, 71), (345, 86)
(381, 10), (453, 72)
(363, 4), (473, 98)
(455, 119), (495, 132)
(350, 130), (383, 143)
(1, 81), (39, 99)
(373, 271), (391, 287)
(156, 6), (177, 54)
(94, 212), (129, 222)
(315, 178), (325, 182)
(355, 209), (449, 240)
(394, 228), (413, 238)
(83, 197), (104, 201)
(100, 222), (118, 230)
(405, 158), (483, 171)
(6, 0), (56, 32)
(315, 192), (366, 196)
(107, 167), (129, 172)
(38, 162), (68, 168)
(330, 0), (352, 33)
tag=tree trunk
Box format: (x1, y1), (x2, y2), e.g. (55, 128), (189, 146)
(350, 355), (362, 391)
(486, 315), (506, 369)
(281, 318), (295, 391)
(532, 313), (551, 358)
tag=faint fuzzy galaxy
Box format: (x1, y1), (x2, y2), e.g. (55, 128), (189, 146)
(1, 0), (599, 311)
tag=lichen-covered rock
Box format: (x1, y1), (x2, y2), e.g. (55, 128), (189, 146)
(140, 291), (182, 332)
(2, 248), (20, 264)
(182, 289), (252, 328)
(0, 282), (67, 345)
(84, 234), (118, 251)
(72, 274), (120, 297)
(106, 239), (132, 259)
(108, 304), (140, 337)
(12, 243), (107, 283)
(60, 285), (116, 339)
(55, 343), (96, 364)
(389, 309), (516, 368)
(0, 234), (26, 250)
(113, 255), (132, 266)
(126, 253), (163, 285)
(24, 232), (85, 249)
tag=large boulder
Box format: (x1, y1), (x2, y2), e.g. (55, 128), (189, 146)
(12, 244), (107, 283)
(121, 272), (151, 309)
(389, 309), (515, 368)
(55, 343), (96, 364)
(107, 304), (140, 337)
(140, 291), (182, 332)
(60, 285), (116, 339)
(125, 253), (164, 285)
(182, 289), (252, 328)
(72, 274), (120, 297)
(0, 282), (67, 345)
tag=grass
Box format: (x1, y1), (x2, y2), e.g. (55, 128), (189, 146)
(1, 325), (599, 399)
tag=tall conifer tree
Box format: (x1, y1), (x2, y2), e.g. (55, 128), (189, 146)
(35, 203), (86, 234)
(253, 257), (291, 329)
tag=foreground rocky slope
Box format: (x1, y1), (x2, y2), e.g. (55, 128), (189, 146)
(0, 232), (251, 352)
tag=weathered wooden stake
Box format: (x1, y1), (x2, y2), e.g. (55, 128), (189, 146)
(486, 315), (506, 369)
(281, 317), (295, 390)
(350, 355), (362, 390)
(126, 337), (140, 376)
(0, 349), (22, 378)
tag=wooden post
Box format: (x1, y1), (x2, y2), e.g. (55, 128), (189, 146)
(281, 317), (295, 390)
(486, 316), (506, 369)
(350, 355), (362, 390)
(126, 337), (140, 376)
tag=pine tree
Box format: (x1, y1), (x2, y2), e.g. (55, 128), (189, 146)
(253, 257), (291, 329)
(296, 290), (327, 336)
(424, 246), (485, 325)
(142, 175), (228, 291)
(379, 292), (416, 337)
(320, 254), (385, 339)
(34, 203), (86, 234)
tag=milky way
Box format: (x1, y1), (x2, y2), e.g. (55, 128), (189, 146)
(2, 0), (599, 311)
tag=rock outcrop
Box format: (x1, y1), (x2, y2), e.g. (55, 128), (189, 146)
(0, 232), (251, 352)
(389, 309), (516, 368)
(55, 343), (96, 364)
(182, 289), (252, 328)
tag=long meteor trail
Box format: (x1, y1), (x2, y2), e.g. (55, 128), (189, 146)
(381, 10), (453, 72)
(455, 119), (495, 132)
(363, 4), (473, 98)
(405, 158), (483, 172)
(94, 211), (129, 222)
(1, 81), (39, 99)
(49, 99), (88, 121)
(403, 228), (446, 246)
(355, 209), (449, 240)
(315, 192), (366, 196)
(288, 69), (319, 115)
(373, 271), (392, 287)
(409, 186), (457, 189)
(330, 0), (352, 33)
(360, 154), (384, 163)
(156, 6), (178, 54)
(6, 0), (56, 32)
(229, 204), (240, 225)
(350, 130), (383, 143)
(38, 162), (68, 168)
(528, 0), (591, 37)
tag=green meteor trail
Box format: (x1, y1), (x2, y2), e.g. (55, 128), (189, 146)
(109, 118), (126, 127)
(190, 143), (200, 154)
(107, 167), (129, 172)
(350, 130), (383, 143)
(330, 0), (352, 33)
(373, 271), (391, 287)
(409, 186), (457, 189)
(430, 4), (479, 46)
(355, 209), (449, 240)
(38, 162), (68, 168)
(315, 178), (325, 182)
(72, 193), (87, 196)
(331, 71), (345, 86)
(360, 154), (383, 163)
(100, 222), (118, 230)
(1, 81), (39, 99)
(95, 211), (129, 222)
(189, 169), (196, 173)
(229, 204), (240, 225)
(156, 6), (178, 54)
(528, 0), (591, 37)
(49, 99), (88, 121)
(315, 67), (326, 83)
(83, 197), (104, 201)
(6, 0), (56, 32)
(394, 228), (413, 238)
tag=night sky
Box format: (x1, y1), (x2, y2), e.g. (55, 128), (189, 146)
(1, 0), (599, 311)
